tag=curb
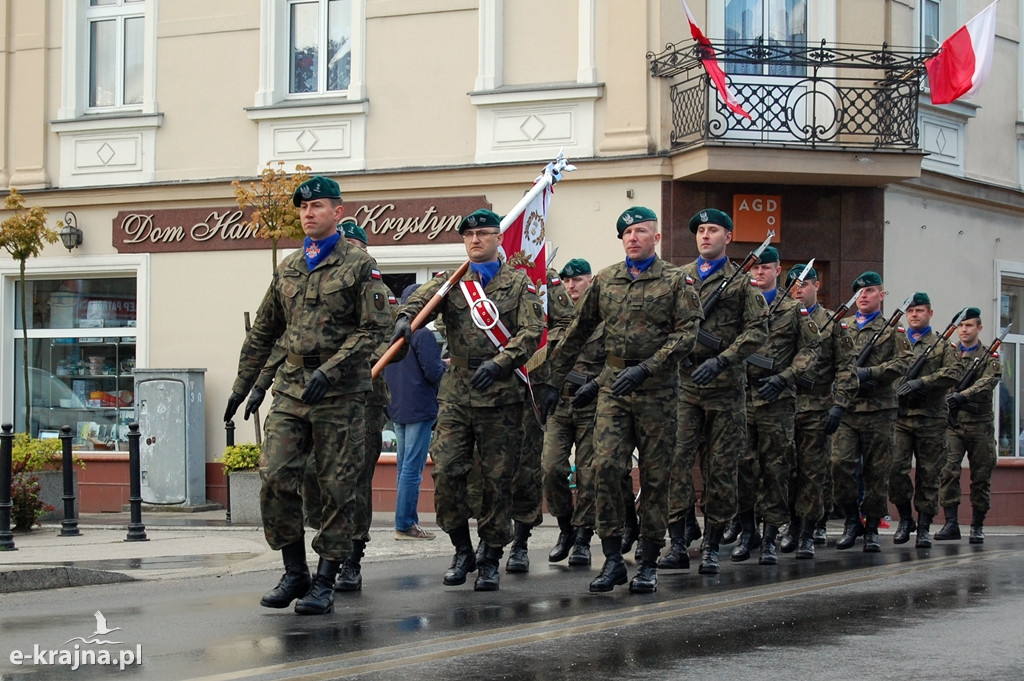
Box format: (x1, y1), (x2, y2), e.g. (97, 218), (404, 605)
(0, 567), (134, 594)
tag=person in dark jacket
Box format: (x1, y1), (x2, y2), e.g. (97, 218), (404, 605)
(384, 283), (447, 540)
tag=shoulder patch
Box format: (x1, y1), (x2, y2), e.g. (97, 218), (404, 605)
(370, 269), (382, 280)
(750, 278), (758, 286)
(991, 351), (1000, 358)
(685, 274), (694, 285)
(800, 307), (809, 315)
(897, 326), (906, 333)
(840, 321), (848, 330)
(373, 292), (385, 310)
(527, 283), (537, 294)
(549, 275), (561, 286)
(388, 295), (398, 305)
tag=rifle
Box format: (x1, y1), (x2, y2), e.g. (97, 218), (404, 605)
(854, 294), (913, 395)
(695, 230), (774, 352)
(948, 323), (1011, 427)
(767, 258), (815, 317)
(821, 288), (862, 333)
(902, 307), (967, 382)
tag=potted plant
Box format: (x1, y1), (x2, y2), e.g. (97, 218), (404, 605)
(10, 433), (84, 527)
(220, 443), (262, 525)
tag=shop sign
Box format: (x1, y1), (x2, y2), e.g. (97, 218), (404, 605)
(112, 196), (490, 253)
(732, 194), (782, 242)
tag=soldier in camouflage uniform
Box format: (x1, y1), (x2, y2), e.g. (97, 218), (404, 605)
(890, 292), (962, 548)
(733, 247), (820, 566)
(224, 176), (392, 615)
(834, 271), (913, 552)
(540, 206), (702, 595)
(659, 209), (768, 575)
(394, 208), (543, 592)
(936, 307), (1002, 543)
(541, 258), (603, 567)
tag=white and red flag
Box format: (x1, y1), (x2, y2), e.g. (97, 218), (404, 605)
(680, 0), (752, 120)
(500, 182), (552, 345)
(925, 1), (999, 105)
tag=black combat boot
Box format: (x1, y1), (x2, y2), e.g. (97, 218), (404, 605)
(779, 514), (799, 553)
(699, 524), (724, 575)
(261, 541), (312, 608)
(294, 557), (340, 615)
(731, 510), (760, 562)
(812, 513), (828, 545)
(836, 504), (864, 550)
(657, 519), (689, 569)
(795, 517), (816, 559)
(915, 513), (933, 548)
(969, 507), (986, 544)
(505, 521), (532, 573)
(474, 545), (503, 591)
(334, 539), (365, 592)
(759, 524), (779, 565)
(721, 516), (742, 545)
(568, 527), (593, 566)
(683, 506), (703, 547)
(475, 537), (487, 565)
(892, 503), (916, 544)
(629, 540), (661, 594)
(862, 517), (881, 553)
(443, 525), (477, 586)
(935, 505), (961, 541)
(548, 516), (574, 563)
(621, 506), (640, 555)
(590, 536), (628, 593)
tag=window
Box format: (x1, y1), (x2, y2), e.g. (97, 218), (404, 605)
(288, 0), (352, 95)
(922, 0), (941, 51)
(999, 275), (1024, 457)
(724, 0), (807, 76)
(86, 0), (146, 110)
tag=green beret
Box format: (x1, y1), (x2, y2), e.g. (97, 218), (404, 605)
(758, 246), (780, 264)
(688, 208), (734, 234)
(559, 258), (592, 278)
(616, 206), (658, 238)
(909, 291), (931, 308)
(458, 208), (501, 234)
(785, 263), (818, 287)
(339, 218), (367, 244)
(292, 176), (342, 206)
(960, 307), (982, 322)
(851, 270), (882, 291)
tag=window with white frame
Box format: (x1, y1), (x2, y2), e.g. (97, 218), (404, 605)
(999, 273), (1024, 458)
(921, 0), (941, 51)
(287, 0), (352, 95)
(724, 0), (807, 77)
(85, 0), (146, 111)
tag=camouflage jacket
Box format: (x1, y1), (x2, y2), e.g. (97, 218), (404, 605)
(954, 343), (1003, 423)
(232, 239), (392, 400)
(746, 292), (821, 407)
(897, 329), (962, 418)
(795, 305), (857, 412)
(547, 257), (702, 393)
(843, 311), (914, 412)
(399, 262), (543, 407)
(530, 268), (576, 383)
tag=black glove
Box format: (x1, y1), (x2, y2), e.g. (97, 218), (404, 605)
(896, 378), (924, 397)
(572, 380), (600, 408)
(223, 391), (245, 423)
(947, 391), (967, 408)
(823, 405), (844, 435)
(691, 356), (728, 386)
(757, 375), (788, 401)
(855, 367), (872, 383)
(611, 364), (651, 397)
(390, 316), (413, 346)
(536, 384), (561, 423)
(244, 386), (266, 420)
(301, 369), (331, 405)
(470, 360), (503, 390)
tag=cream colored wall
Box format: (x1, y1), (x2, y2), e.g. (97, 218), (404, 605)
(503, 0), (578, 85)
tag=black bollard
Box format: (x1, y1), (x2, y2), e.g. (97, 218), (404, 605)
(0, 423), (15, 550)
(125, 422), (148, 542)
(225, 420), (235, 524)
(59, 425), (80, 537)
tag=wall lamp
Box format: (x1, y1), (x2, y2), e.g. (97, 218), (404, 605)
(59, 211), (83, 253)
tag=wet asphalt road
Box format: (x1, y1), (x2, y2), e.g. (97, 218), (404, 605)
(1, 536), (1022, 681)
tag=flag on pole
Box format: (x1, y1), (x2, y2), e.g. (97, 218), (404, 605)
(924, 0), (999, 105)
(500, 182), (552, 346)
(680, 0), (752, 120)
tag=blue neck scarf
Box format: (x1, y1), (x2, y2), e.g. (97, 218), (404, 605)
(806, 303), (818, 315)
(855, 309), (881, 330)
(762, 288), (779, 305)
(470, 261), (501, 288)
(959, 342), (980, 355)
(696, 255), (728, 281)
(907, 325), (931, 346)
(304, 232), (341, 271)
(626, 254), (656, 279)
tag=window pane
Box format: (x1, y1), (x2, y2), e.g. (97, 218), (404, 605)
(89, 19), (116, 107)
(290, 2), (319, 94)
(999, 343), (1016, 456)
(725, 0), (761, 75)
(327, 0), (352, 91)
(923, 0), (941, 51)
(91, 0), (118, 6)
(123, 16), (144, 105)
(15, 278), (138, 330)
(766, 0), (806, 77)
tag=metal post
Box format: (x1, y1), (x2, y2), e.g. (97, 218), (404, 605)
(125, 422), (148, 542)
(0, 423), (16, 550)
(224, 420), (234, 524)
(59, 425), (80, 537)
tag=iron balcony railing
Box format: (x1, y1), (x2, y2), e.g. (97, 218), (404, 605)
(648, 39), (930, 151)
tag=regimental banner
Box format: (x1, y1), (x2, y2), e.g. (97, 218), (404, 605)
(112, 196), (490, 253)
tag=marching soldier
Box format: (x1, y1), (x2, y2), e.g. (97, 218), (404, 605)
(660, 209), (768, 575)
(224, 176), (392, 615)
(936, 307), (1002, 543)
(540, 206), (702, 594)
(833, 272), (913, 552)
(890, 293), (962, 548)
(393, 208), (543, 591)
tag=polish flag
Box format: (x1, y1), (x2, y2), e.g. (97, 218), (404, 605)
(925, 1), (999, 105)
(500, 182), (551, 346)
(681, 0), (752, 120)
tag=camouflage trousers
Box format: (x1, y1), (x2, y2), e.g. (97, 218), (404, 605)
(592, 386), (676, 546)
(832, 409), (896, 520)
(738, 397), (795, 526)
(511, 400), (545, 527)
(890, 415), (947, 517)
(939, 420), (997, 511)
(541, 400), (597, 529)
(259, 391), (366, 561)
(791, 404), (831, 522)
(432, 400), (521, 547)
(670, 392), (746, 529)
